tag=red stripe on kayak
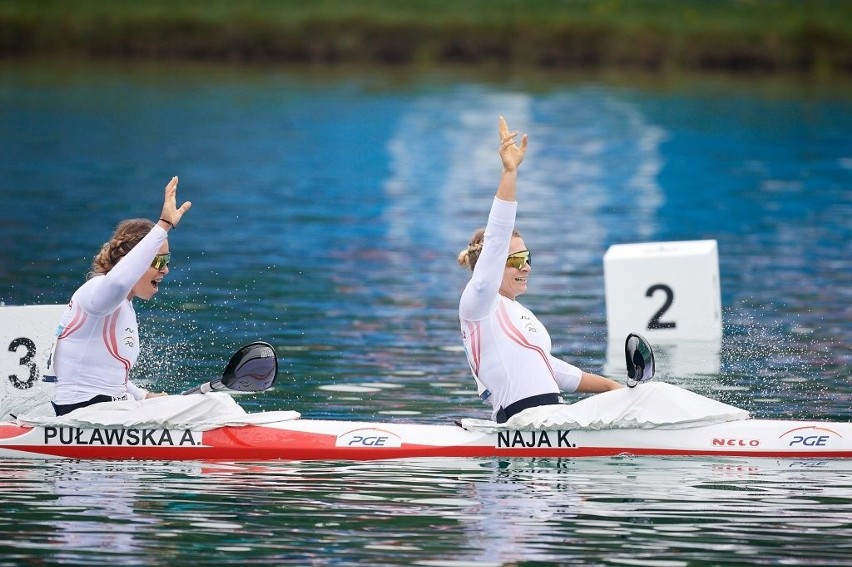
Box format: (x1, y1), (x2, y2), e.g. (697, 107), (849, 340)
(0, 425), (31, 440)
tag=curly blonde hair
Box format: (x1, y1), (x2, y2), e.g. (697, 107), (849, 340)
(458, 227), (523, 272)
(88, 218), (155, 279)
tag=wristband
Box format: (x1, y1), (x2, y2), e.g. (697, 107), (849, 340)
(159, 218), (175, 229)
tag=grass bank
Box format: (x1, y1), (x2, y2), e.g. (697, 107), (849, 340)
(2, 0), (851, 76)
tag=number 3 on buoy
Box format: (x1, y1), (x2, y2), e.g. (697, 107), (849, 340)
(0, 305), (66, 393)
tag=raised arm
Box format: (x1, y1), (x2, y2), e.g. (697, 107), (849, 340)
(459, 117), (529, 321)
(83, 177), (192, 315)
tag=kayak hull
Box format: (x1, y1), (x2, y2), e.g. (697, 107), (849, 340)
(1, 417), (850, 461)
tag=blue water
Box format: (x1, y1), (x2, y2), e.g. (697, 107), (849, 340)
(0, 61), (850, 565)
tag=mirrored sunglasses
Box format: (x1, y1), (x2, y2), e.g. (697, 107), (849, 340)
(151, 253), (170, 271)
(505, 249), (531, 270)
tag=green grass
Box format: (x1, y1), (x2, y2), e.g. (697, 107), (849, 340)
(2, 0), (851, 75)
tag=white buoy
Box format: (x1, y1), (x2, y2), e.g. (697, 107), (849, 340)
(0, 304), (65, 419)
(603, 240), (722, 341)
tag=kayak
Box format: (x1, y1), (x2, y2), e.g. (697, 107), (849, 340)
(1, 376), (850, 461)
(1, 413), (850, 461)
(2, 306), (849, 462)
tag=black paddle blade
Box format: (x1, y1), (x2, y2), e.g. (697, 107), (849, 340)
(219, 342), (279, 392)
(625, 333), (655, 388)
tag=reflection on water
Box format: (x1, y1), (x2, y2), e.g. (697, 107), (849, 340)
(1, 62), (851, 564)
(1, 457), (850, 565)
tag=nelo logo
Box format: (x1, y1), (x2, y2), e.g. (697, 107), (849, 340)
(779, 425), (842, 448)
(712, 438), (760, 447)
(336, 428), (402, 448)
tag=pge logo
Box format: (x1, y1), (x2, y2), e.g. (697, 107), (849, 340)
(779, 426), (843, 448)
(336, 428), (402, 448)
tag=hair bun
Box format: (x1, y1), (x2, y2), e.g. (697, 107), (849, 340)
(457, 249), (469, 267)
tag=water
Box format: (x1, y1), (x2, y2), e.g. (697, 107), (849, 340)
(1, 457), (850, 566)
(0, 61), (850, 564)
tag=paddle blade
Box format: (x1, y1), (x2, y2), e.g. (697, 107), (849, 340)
(219, 342), (279, 392)
(181, 342), (279, 395)
(625, 333), (655, 388)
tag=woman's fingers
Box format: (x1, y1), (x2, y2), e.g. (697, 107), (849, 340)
(165, 176), (178, 194)
(498, 115), (509, 139)
(499, 117), (524, 150)
(161, 176), (191, 226)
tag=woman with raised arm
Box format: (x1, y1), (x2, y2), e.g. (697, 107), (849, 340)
(458, 117), (621, 424)
(49, 177), (192, 416)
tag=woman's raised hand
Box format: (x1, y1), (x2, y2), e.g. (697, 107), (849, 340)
(159, 176), (192, 229)
(498, 116), (528, 172)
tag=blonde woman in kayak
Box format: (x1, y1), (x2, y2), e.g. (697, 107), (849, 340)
(49, 177), (191, 416)
(458, 117), (621, 423)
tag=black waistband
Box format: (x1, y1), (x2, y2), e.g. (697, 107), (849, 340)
(52, 394), (121, 417)
(496, 393), (562, 424)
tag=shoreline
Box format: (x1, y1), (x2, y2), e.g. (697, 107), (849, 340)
(2, 0), (851, 77)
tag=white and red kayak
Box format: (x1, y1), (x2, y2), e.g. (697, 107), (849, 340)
(0, 413), (850, 461)
(2, 346), (850, 462)
(2, 305), (849, 461)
